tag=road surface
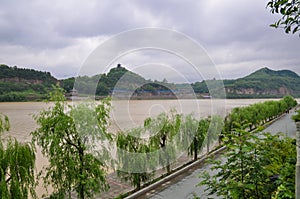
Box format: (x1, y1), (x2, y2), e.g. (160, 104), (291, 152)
(149, 110), (297, 199)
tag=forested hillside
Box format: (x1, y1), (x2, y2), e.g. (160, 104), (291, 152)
(192, 67), (300, 98)
(1, 64), (300, 101)
(225, 67), (300, 98)
(61, 65), (184, 98)
(0, 64), (58, 101)
(61, 65), (147, 96)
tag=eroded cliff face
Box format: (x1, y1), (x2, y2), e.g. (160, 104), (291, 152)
(0, 77), (44, 85)
(225, 86), (291, 96)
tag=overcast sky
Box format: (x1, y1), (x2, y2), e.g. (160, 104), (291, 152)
(0, 0), (299, 82)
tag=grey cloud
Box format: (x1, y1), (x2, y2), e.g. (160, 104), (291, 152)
(54, 1), (136, 37)
(0, 0), (156, 49)
(130, 0), (267, 43)
(0, 0), (299, 80)
(0, 0), (73, 48)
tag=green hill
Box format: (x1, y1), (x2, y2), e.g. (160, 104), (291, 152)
(244, 67), (299, 79)
(0, 64), (58, 101)
(61, 64), (148, 96)
(192, 67), (300, 98)
(1, 64), (300, 101)
(224, 67), (300, 98)
(61, 64), (178, 98)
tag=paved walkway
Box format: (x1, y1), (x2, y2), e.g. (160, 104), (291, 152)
(100, 172), (132, 199)
(148, 110), (297, 199)
(97, 109), (297, 199)
(99, 152), (193, 198)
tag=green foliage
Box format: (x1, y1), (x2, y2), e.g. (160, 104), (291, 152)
(263, 133), (296, 198)
(199, 130), (296, 199)
(0, 113), (9, 134)
(205, 115), (224, 152)
(267, 0), (300, 35)
(192, 67), (300, 98)
(116, 111), (222, 190)
(0, 91), (47, 102)
(292, 110), (300, 122)
(60, 77), (75, 93)
(199, 96), (297, 199)
(105, 66), (146, 89)
(223, 96), (297, 135)
(229, 67), (300, 97)
(185, 115), (223, 159)
(2, 65), (300, 101)
(283, 95), (297, 108)
(182, 115), (207, 161)
(144, 110), (181, 174)
(31, 88), (111, 199)
(201, 129), (267, 198)
(191, 80), (226, 98)
(0, 64), (57, 101)
(0, 139), (36, 199)
(0, 113), (36, 199)
(191, 81), (209, 93)
(245, 67), (299, 79)
(116, 128), (155, 190)
(0, 64), (56, 82)
(71, 65), (179, 98)
(115, 110), (224, 191)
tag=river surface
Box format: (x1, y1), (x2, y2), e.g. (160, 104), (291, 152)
(0, 99), (281, 141)
(0, 98), (291, 197)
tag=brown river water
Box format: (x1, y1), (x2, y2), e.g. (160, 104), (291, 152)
(0, 99), (286, 197)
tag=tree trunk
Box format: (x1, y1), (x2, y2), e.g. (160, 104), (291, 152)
(78, 141), (85, 199)
(166, 154), (171, 173)
(193, 137), (198, 161)
(207, 134), (210, 153)
(161, 135), (171, 173)
(296, 122), (300, 199)
(137, 177), (141, 190)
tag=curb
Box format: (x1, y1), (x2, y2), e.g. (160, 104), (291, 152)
(124, 146), (226, 199)
(124, 108), (295, 199)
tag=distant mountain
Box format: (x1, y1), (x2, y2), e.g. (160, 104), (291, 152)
(244, 67), (299, 79)
(59, 66), (300, 99)
(0, 64), (58, 101)
(62, 64), (181, 99)
(224, 67), (300, 98)
(192, 67), (300, 98)
(1, 64), (300, 101)
(61, 65), (148, 95)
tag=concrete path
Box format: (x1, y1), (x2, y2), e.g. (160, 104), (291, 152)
(96, 110), (297, 199)
(99, 149), (192, 198)
(263, 109), (297, 137)
(148, 110), (297, 199)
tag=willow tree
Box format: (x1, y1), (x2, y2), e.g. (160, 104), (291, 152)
(144, 110), (181, 174)
(0, 113), (36, 199)
(116, 127), (155, 190)
(205, 115), (223, 153)
(183, 116), (207, 161)
(31, 89), (111, 199)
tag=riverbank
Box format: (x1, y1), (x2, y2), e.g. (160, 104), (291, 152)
(146, 109), (297, 199)
(0, 98), (296, 198)
(98, 102), (297, 198)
